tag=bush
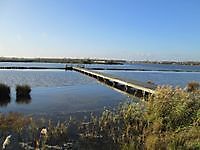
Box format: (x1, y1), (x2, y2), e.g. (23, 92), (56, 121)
(0, 83), (10, 99)
(187, 81), (200, 92)
(147, 86), (200, 130)
(16, 85), (31, 98)
(79, 86), (200, 149)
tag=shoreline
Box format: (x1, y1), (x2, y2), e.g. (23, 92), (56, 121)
(0, 57), (200, 66)
(0, 66), (199, 72)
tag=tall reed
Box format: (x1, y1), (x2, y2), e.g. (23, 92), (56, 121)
(16, 85), (31, 98)
(0, 83), (10, 99)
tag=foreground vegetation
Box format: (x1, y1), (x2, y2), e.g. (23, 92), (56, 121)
(0, 85), (200, 149)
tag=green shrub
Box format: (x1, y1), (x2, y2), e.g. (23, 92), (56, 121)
(16, 85), (31, 98)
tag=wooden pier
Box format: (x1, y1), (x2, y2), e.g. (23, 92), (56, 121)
(72, 67), (156, 98)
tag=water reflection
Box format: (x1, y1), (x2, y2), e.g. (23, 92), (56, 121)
(16, 95), (32, 104)
(0, 98), (11, 107)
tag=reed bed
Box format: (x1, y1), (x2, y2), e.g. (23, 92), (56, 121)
(16, 85), (31, 98)
(0, 85), (200, 149)
(0, 83), (10, 99)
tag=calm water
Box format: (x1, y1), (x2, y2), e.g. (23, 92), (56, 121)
(1, 62), (200, 72)
(100, 70), (200, 87)
(0, 67), (130, 120)
(0, 83), (129, 119)
(0, 62), (199, 120)
(0, 62), (65, 68)
(0, 70), (95, 87)
(86, 63), (200, 72)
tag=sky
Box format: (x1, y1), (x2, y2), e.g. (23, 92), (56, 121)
(0, 0), (200, 61)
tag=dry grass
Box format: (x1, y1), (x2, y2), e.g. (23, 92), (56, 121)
(0, 86), (200, 149)
(187, 81), (200, 92)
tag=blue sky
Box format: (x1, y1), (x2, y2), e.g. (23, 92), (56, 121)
(0, 0), (200, 61)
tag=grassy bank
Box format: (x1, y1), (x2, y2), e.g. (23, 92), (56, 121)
(0, 86), (200, 149)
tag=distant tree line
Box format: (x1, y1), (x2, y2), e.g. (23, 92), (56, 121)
(0, 57), (125, 65)
(129, 60), (200, 66)
(0, 57), (199, 65)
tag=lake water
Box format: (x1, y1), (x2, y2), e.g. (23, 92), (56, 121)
(0, 69), (130, 120)
(1, 62), (200, 72)
(100, 70), (200, 87)
(0, 62), (199, 120)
